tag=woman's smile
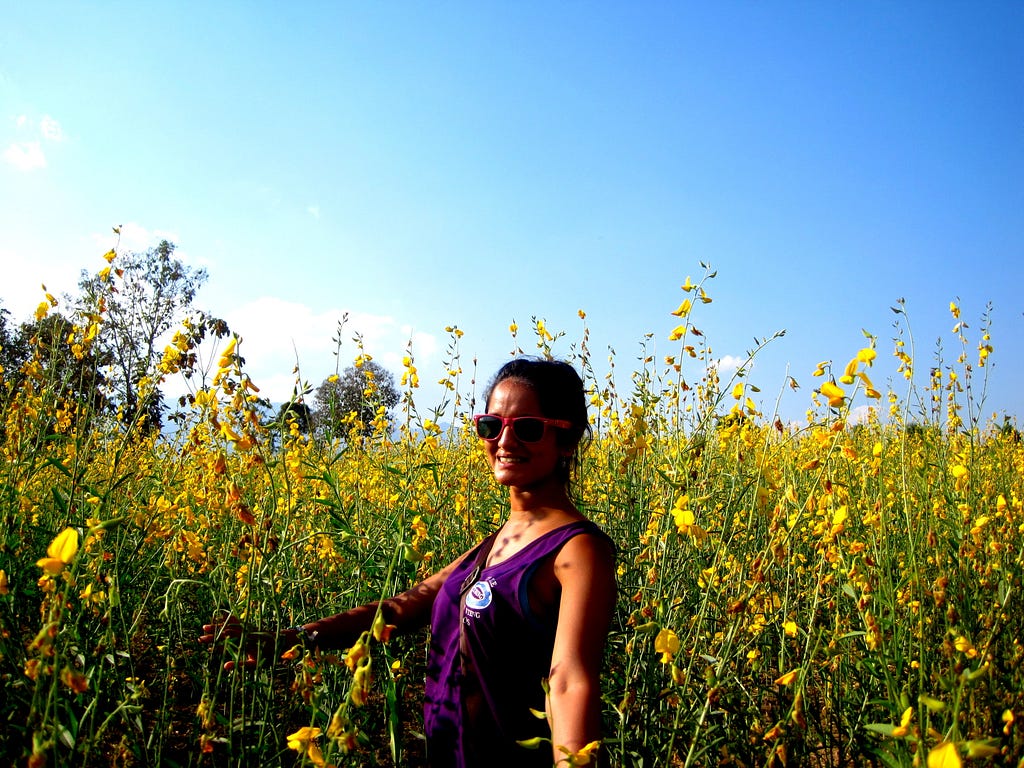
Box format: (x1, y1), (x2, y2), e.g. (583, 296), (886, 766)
(484, 380), (564, 490)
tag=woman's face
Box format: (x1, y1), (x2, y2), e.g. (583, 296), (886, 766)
(482, 379), (569, 490)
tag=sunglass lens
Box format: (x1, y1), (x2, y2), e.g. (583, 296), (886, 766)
(512, 418), (545, 442)
(476, 416), (502, 440)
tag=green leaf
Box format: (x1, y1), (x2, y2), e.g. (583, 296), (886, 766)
(964, 663), (989, 682)
(58, 725), (75, 749)
(516, 737), (546, 749)
(918, 694), (945, 712)
(865, 723), (899, 737)
(385, 666), (401, 764)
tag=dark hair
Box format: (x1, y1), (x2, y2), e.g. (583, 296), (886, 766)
(483, 357), (591, 485)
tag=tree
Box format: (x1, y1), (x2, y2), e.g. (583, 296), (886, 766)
(0, 302), (30, 388)
(10, 312), (109, 435)
(313, 360), (400, 440)
(77, 240), (207, 431)
(263, 401), (314, 451)
(276, 401), (313, 434)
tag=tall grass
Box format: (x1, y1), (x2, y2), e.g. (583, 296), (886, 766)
(1, 253), (1021, 767)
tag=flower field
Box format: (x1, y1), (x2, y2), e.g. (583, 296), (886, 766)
(1, 253), (1022, 767)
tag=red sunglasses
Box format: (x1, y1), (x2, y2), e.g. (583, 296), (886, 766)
(473, 414), (572, 443)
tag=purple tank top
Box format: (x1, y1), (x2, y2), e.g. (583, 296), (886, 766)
(423, 519), (612, 768)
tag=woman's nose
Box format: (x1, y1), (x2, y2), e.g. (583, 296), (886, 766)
(496, 422), (520, 445)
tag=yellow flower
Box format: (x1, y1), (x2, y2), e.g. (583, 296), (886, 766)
(891, 706), (914, 737)
(668, 324), (686, 341)
(0, 569), (8, 595)
(927, 741), (961, 768)
(344, 635), (369, 671)
(286, 726), (322, 754)
(372, 612), (396, 643)
(24, 658), (41, 681)
(558, 740), (602, 765)
(774, 669), (798, 686)
(350, 659), (373, 705)
(819, 380), (846, 407)
(840, 358), (858, 384)
(672, 505), (694, 531)
(681, 276), (695, 292)
(671, 299), (692, 318)
(217, 337), (238, 369)
(654, 628), (680, 664)
(857, 347), (877, 364)
(37, 528), (80, 576)
(670, 664), (686, 685)
(782, 620), (798, 637)
(197, 695), (213, 728)
(60, 666), (89, 694)
(953, 635), (977, 658)
(102, 248), (117, 263)
(949, 301), (960, 319)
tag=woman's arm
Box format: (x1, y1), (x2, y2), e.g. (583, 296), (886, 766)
(546, 533), (617, 766)
(301, 553), (468, 648)
(200, 549), (472, 664)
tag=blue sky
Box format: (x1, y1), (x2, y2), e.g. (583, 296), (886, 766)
(2, 2), (1022, 426)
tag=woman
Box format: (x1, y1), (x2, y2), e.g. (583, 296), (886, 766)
(202, 358), (617, 767)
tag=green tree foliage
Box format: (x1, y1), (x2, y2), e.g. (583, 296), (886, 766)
(313, 360), (399, 440)
(263, 400), (314, 451)
(0, 302), (30, 388)
(10, 312), (109, 438)
(77, 240), (208, 431)
(276, 401), (313, 434)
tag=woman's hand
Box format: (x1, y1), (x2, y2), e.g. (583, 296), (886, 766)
(199, 614), (298, 670)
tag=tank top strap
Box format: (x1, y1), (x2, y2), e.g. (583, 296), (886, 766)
(533, 518), (613, 556)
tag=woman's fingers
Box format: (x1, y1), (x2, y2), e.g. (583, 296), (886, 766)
(199, 615), (282, 671)
(199, 615), (245, 643)
(200, 618), (276, 670)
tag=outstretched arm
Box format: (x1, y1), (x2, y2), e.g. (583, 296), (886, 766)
(302, 553), (467, 648)
(200, 549), (471, 665)
(546, 533), (617, 766)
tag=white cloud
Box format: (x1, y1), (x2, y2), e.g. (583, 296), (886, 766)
(0, 241), (84, 321)
(85, 223), (206, 272)
(846, 405), (876, 426)
(3, 141), (46, 170)
(713, 354), (746, 377)
(40, 115), (65, 142)
(216, 297), (441, 404)
(307, 205), (320, 219)
(3, 114), (66, 170)
(89, 222), (181, 253)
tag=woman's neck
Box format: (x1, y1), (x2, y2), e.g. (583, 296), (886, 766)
(506, 482), (576, 521)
